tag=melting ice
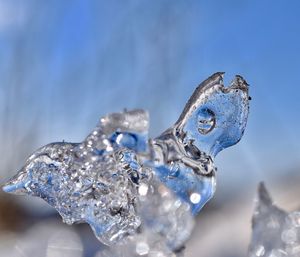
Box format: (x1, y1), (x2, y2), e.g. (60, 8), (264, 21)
(248, 183), (300, 257)
(3, 72), (250, 255)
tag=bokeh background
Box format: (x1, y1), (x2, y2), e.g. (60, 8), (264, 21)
(0, 0), (300, 256)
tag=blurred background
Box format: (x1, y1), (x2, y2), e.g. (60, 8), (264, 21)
(0, 0), (300, 256)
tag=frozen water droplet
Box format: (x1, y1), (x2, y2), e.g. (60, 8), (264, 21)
(173, 72), (249, 157)
(197, 108), (216, 134)
(3, 73), (250, 254)
(150, 73), (249, 214)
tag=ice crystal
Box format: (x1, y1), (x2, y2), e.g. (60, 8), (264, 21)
(248, 183), (300, 257)
(3, 72), (250, 254)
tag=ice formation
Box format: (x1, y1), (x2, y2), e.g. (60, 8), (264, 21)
(248, 183), (300, 257)
(3, 72), (250, 255)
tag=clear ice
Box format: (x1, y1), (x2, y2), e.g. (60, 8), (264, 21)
(2, 72), (250, 254)
(248, 183), (300, 257)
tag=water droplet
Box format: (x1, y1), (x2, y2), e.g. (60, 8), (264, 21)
(198, 108), (216, 135)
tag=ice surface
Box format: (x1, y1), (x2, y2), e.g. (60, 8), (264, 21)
(151, 72), (249, 214)
(3, 72), (250, 254)
(248, 183), (300, 257)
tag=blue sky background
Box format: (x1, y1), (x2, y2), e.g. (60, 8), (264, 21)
(0, 0), (300, 201)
